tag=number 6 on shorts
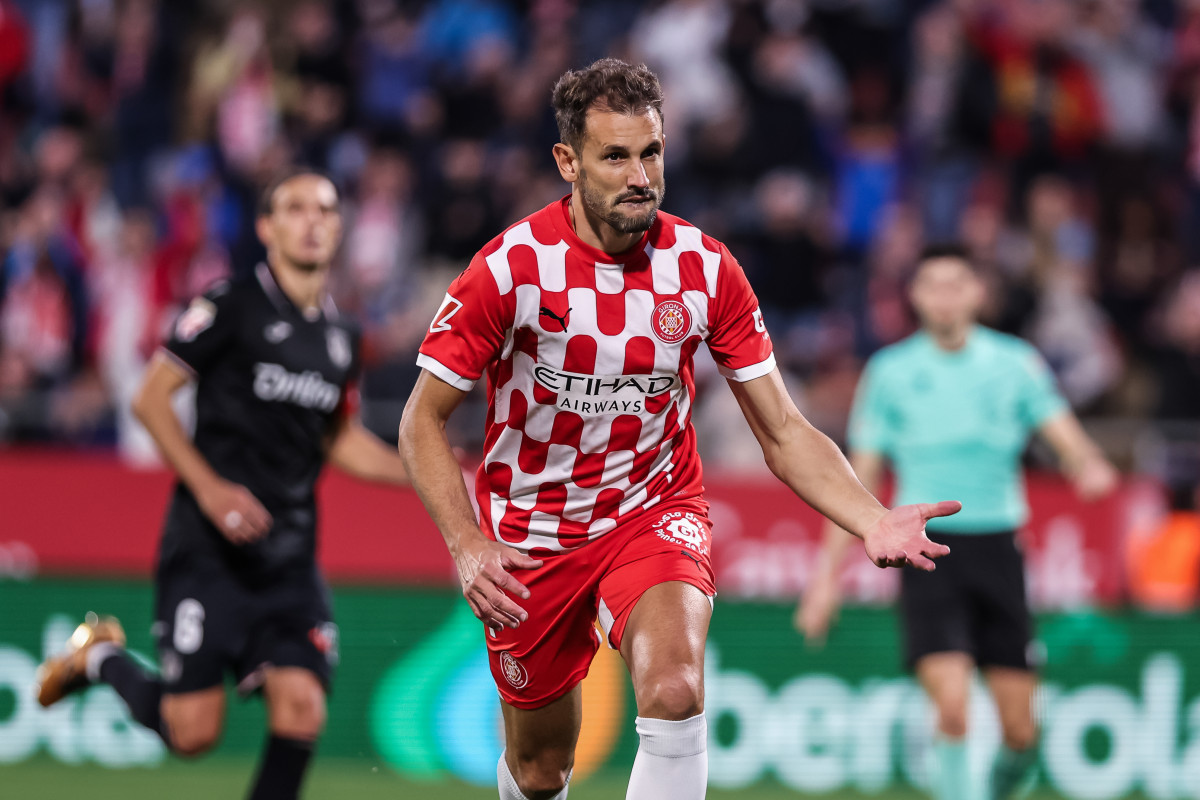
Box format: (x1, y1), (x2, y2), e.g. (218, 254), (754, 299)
(174, 598), (206, 654)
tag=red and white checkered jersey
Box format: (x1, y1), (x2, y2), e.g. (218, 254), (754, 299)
(418, 197), (775, 553)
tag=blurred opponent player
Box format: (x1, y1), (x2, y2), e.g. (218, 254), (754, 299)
(398, 58), (962, 800)
(34, 168), (410, 800)
(798, 244), (1117, 800)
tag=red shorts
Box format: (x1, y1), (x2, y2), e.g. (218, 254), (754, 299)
(485, 498), (716, 709)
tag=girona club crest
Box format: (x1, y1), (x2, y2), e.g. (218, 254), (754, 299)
(500, 651), (529, 689)
(651, 300), (691, 344)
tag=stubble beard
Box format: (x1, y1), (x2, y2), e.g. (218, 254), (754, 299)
(579, 171), (665, 235)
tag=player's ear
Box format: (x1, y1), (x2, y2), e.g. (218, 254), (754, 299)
(552, 142), (580, 184)
(255, 214), (273, 249)
(966, 271), (986, 310)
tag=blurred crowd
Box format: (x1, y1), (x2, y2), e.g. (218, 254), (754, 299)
(2, 0), (1200, 478)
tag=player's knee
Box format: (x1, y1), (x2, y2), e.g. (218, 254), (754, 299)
(271, 689), (326, 739)
(168, 719), (222, 757)
(638, 666), (704, 720)
(513, 752), (573, 799)
(1002, 720), (1038, 751)
(274, 695), (326, 738)
(936, 706), (969, 739)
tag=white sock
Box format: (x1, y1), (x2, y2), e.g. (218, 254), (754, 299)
(85, 642), (120, 683)
(626, 713), (708, 800)
(497, 751), (570, 800)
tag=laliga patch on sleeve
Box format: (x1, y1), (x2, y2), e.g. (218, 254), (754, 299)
(176, 297), (217, 342)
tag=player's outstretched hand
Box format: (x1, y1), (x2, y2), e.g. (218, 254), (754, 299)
(454, 538), (543, 631)
(861, 501), (960, 570)
(197, 478), (273, 544)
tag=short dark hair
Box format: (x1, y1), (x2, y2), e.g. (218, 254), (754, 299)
(917, 242), (972, 265)
(909, 242), (976, 280)
(552, 58), (665, 153)
(257, 166), (340, 217)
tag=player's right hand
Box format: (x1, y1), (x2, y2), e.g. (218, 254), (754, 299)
(795, 570), (841, 647)
(197, 478), (273, 544)
(453, 538), (543, 631)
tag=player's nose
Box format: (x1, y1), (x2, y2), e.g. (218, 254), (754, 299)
(627, 159), (650, 188)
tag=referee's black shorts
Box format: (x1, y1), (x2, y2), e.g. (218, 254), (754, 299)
(899, 530), (1035, 672)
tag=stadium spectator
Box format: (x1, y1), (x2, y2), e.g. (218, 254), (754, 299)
(1152, 269), (1200, 421)
(92, 208), (158, 464)
(0, 186), (90, 440)
(1126, 480), (1200, 613)
(0, 0), (1187, 469)
(906, 3), (995, 240)
(971, 0), (1104, 189)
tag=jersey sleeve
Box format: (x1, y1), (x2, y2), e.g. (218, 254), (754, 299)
(847, 357), (894, 457)
(1015, 344), (1069, 429)
(336, 328), (364, 420)
(417, 254), (512, 391)
(705, 246), (775, 382)
(162, 283), (237, 377)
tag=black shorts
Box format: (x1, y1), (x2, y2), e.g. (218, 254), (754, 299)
(153, 557), (337, 696)
(899, 530), (1034, 672)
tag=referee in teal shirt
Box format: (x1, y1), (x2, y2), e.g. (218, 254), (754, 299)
(799, 245), (1117, 800)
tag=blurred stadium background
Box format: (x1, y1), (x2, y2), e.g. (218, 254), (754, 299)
(1, 0), (1199, 798)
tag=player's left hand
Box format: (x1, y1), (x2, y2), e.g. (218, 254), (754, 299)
(861, 501), (960, 570)
(1073, 457), (1118, 502)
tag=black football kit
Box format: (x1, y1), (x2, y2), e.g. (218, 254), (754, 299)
(155, 263), (359, 694)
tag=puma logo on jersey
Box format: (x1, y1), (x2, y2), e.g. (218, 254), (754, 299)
(539, 306), (571, 331)
(253, 363), (340, 412)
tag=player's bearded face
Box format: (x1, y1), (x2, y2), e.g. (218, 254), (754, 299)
(577, 109), (666, 235)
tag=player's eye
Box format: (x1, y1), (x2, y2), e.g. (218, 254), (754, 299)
(605, 152), (623, 162)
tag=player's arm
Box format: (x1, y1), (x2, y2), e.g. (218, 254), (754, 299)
(397, 370), (542, 630)
(795, 450), (884, 644)
(727, 367), (959, 569)
(131, 351), (272, 543)
(1017, 344), (1118, 501)
(1037, 411), (1118, 500)
(326, 416), (409, 486)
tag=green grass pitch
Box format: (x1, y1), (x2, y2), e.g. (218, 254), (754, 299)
(1, 757), (1148, 800)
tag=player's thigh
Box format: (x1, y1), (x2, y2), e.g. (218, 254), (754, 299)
(620, 581), (713, 719)
(263, 666), (327, 739)
(899, 534), (971, 670)
(238, 571), (338, 696)
(971, 532), (1035, 671)
(915, 651), (974, 737)
(984, 666), (1038, 749)
(486, 542), (609, 711)
(154, 559), (242, 696)
(501, 685), (583, 776)
(161, 686), (227, 756)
